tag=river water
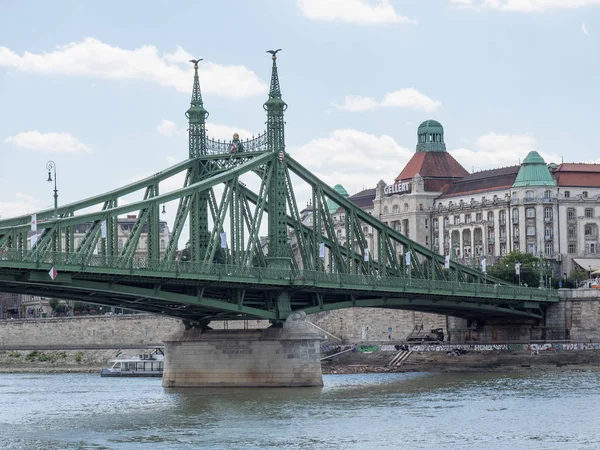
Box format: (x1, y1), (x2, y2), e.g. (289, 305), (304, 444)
(1, 371), (599, 449)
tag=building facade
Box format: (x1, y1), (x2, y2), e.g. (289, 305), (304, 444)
(339, 120), (600, 276)
(69, 215), (171, 259)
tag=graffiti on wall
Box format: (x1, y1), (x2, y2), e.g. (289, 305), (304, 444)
(355, 342), (600, 353)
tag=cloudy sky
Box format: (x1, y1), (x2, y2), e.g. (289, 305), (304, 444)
(1, 0), (599, 222)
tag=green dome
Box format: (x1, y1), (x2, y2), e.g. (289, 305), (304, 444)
(418, 120), (443, 131)
(327, 184), (349, 213)
(512, 151), (556, 187)
(416, 120), (446, 153)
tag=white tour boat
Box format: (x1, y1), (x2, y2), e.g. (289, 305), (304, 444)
(100, 349), (164, 377)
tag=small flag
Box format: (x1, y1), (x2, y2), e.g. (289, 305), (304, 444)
(319, 242), (325, 258)
(364, 248), (370, 262)
(279, 151), (284, 162)
(405, 251), (411, 266)
(31, 214), (37, 232)
(48, 267), (58, 280)
(481, 258), (487, 273)
(515, 263), (520, 275)
(100, 221), (107, 238)
(444, 255), (450, 269)
(220, 232), (228, 249)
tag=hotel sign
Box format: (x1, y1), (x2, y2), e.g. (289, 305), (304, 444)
(384, 182), (411, 195)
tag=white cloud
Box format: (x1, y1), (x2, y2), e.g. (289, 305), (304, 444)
(381, 89), (442, 112)
(334, 88), (441, 113)
(155, 119), (254, 141)
(4, 130), (92, 153)
(450, 0), (600, 12)
(206, 124), (256, 141)
(156, 119), (179, 137)
(0, 39), (267, 98)
(0, 192), (40, 219)
(291, 129), (412, 196)
(297, 0), (416, 25)
(449, 132), (560, 170)
(334, 95), (380, 112)
(582, 23), (591, 36)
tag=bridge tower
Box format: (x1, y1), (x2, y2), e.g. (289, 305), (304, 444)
(264, 50), (290, 269)
(186, 60), (211, 262)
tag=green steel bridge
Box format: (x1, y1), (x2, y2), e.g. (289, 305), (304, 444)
(0, 52), (558, 326)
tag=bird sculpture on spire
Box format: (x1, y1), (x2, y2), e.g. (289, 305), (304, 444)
(189, 58), (203, 68)
(266, 49), (282, 59)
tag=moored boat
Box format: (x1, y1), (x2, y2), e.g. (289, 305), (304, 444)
(100, 349), (164, 377)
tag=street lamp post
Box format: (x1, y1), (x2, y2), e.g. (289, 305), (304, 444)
(46, 161), (58, 218)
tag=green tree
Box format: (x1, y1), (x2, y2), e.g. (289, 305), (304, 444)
(49, 298), (60, 311)
(487, 251), (542, 287)
(565, 267), (588, 288)
(179, 240), (227, 264)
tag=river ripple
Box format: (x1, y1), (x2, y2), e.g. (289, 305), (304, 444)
(0, 371), (599, 449)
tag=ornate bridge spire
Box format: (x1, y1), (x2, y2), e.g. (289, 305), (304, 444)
(186, 59), (209, 158)
(264, 49), (289, 267)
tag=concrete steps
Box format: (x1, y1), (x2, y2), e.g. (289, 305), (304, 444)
(387, 350), (413, 367)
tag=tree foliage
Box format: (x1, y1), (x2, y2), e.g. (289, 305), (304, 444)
(487, 251), (547, 287)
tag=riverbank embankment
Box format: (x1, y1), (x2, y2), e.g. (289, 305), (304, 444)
(3, 344), (600, 375)
(322, 343), (600, 374)
(0, 348), (155, 374)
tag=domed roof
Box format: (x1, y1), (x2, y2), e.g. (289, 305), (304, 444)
(418, 120), (443, 131)
(416, 119), (446, 153)
(327, 184), (349, 213)
(522, 150), (545, 165)
(512, 151), (556, 187)
(333, 184), (349, 197)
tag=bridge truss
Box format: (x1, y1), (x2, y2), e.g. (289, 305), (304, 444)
(0, 53), (558, 324)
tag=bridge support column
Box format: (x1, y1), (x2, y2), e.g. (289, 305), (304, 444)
(162, 311), (323, 387)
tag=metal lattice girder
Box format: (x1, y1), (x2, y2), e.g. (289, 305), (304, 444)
(0, 153), (271, 265)
(0, 51), (560, 325)
(0, 256), (556, 322)
(283, 155), (507, 285)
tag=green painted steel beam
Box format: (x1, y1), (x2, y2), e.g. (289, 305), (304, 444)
(0, 153), (272, 235)
(0, 158), (196, 228)
(301, 298), (543, 320)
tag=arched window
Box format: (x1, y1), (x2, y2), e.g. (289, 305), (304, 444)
(118, 239), (123, 250)
(160, 239), (165, 249)
(383, 206), (389, 215)
(404, 203), (409, 212)
(392, 204), (399, 214)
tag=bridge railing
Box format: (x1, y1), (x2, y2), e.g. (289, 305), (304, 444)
(0, 249), (558, 302)
(204, 132), (268, 155)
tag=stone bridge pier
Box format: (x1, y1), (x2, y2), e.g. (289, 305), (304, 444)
(162, 311), (324, 387)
